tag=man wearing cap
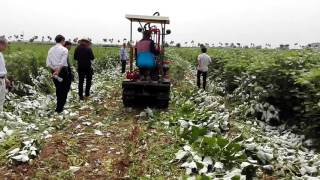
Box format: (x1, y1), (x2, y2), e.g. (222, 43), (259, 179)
(46, 35), (70, 113)
(0, 37), (11, 111)
(74, 38), (95, 100)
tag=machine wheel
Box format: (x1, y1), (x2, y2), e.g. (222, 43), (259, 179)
(122, 80), (170, 109)
(123, 98), (134, 107)
(157, 99), (169, 108)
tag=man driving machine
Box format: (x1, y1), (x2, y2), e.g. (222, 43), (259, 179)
(135, 30), (159, 81)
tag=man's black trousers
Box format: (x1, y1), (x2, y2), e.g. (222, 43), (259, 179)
(197, 70), (208, 90)
(121, 60), (126, 73)
(78, 68), (93, 98)
(53, 68), (71, 113)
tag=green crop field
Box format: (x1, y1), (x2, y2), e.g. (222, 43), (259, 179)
(0, 43), (320, 179)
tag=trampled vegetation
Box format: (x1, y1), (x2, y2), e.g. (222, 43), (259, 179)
(0, 43), (319, 179)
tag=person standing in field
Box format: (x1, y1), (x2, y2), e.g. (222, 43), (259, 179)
(46, 35), (70, 113)
(197, 46), (212, 90)
(74, 38), (95, 101)
(120, 43), (128, 73)
(0, 37), (11, 112)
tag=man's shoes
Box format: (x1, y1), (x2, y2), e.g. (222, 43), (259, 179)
(55, 109), (63, 114)
(80, 96), (90, 101)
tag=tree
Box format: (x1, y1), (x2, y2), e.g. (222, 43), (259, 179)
(20, 34), (24, 41)
(29, 36), (38, 43)
(14, 35), (19, 41)
(265, 43), (271, 48)
(47, 36), (52, 42)
(73, 38), (79, 44)
(176, 43), (181, 48)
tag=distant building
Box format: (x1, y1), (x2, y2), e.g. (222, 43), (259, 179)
(307, 43), (320, 49)
(279, 44), (290, 50)
(255, 45), (262, 49)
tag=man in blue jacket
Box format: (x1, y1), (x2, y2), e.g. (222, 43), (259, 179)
(135, 31), (159, 81)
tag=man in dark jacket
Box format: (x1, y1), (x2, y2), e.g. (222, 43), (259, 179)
(74, 38), (95, 100)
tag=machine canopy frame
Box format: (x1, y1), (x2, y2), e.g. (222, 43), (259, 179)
(125, 14), (170, 24)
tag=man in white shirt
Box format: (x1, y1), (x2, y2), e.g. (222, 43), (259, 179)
(197, 46), (212, 90)
(46, 35), (70, 113)
(0, 37), (10, 111)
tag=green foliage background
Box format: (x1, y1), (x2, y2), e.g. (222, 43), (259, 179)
(3, 43), (320, 139)
(175, 47), (320, 139)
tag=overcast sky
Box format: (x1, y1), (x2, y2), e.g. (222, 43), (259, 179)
(1, 0), (320, 46)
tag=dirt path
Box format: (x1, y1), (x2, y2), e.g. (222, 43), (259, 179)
(0, 85), (181, 179)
